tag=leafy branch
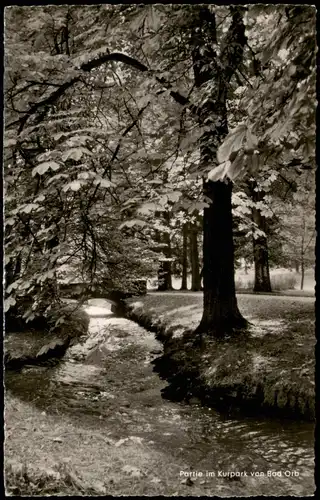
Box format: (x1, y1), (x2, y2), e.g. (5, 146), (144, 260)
(8, 51), (191, 134)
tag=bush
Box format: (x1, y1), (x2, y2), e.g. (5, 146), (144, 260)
(47, 303), (90, 339)
(6, 299), (89, 337)
(235, 276), (254, 290)
(5, 459), (95, 496)
(235, 271), (297, 291)
(271, 273), (297, 291)
(147, 278), (158, 290)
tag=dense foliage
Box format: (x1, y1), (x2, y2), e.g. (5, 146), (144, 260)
(4, 5), (315, 326)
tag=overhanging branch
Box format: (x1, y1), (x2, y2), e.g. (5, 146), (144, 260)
(9, 51), (191, 134)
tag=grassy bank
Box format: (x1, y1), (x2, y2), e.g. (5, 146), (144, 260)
(5, 394), (195, 497)
(125, 293), (315, 420)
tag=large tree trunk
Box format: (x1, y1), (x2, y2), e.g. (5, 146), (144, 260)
(191, 6), (247, 337)
(181, 223), (188, 290)
(195, 180), (247, 335)
(189, 223), (201, 291)
(250, 186), (272, 293)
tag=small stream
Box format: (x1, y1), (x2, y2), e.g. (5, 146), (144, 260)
(5, 300), (315, 496)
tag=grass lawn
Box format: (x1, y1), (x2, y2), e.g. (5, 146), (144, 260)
(149, 268), (315, 294)
(126, 292), (315, 419)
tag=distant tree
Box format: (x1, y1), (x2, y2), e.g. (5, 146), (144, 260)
(272, 170), (315, 289)
(181, 222), (189, 291)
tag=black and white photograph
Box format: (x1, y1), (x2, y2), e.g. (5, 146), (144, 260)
(3, 3), (316, 496)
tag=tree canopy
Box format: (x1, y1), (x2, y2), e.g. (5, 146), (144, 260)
(4, 4), (316, 331)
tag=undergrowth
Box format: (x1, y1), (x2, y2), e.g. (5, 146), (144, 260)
(5, 459), (102, 496)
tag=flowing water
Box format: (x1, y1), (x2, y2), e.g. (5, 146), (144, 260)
(5, 299), (315, 496)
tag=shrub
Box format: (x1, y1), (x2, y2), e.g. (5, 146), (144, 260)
(47, 303), (89, 339)
(271, 273), (297, 291)
(235, 276), (254, 290)
(147, 278), (158, 290)
(235, 271), (297, 291)
(5, 300), (89, 341)
(5, 459), (98, 496)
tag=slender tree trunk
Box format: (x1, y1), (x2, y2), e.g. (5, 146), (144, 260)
(199, 267), (204, 290)
(43, 235), (60, 301)
(250, 184), (272, 293)
(191, 6), (247, 337)
(15, 256), (21, 277)
(244, 259), (248, 274)
(5, 255), (22, 289)
(152, 229), (164, 291)
(5, 262), (15, 289)
(181, 223), (188, 290)
(300, 217), (306, 290)
(300, 255), (305, 290)
(5, 224), (23, 289)
(200, 267), (204, 280)
(189, 223), (201, 291)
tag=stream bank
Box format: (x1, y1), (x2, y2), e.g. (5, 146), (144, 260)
(123, 292), (315, 420)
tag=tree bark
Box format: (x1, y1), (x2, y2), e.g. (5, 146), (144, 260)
(195, 181), (247, 335)
(191, 6), (247, 336)
(181, 223), (188, 290)
(157, 259), (173, 291)
(252, 233), (272, 292)
(189, 223), (201, 291)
